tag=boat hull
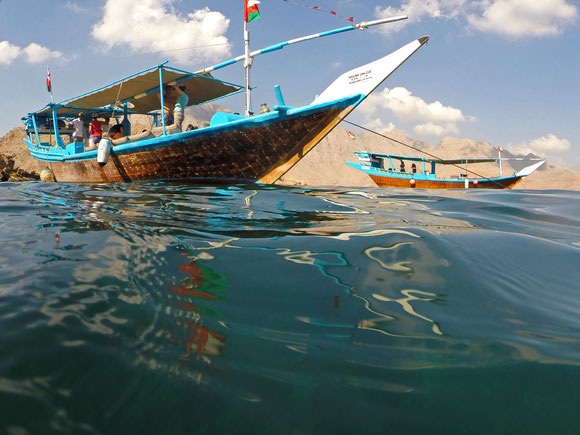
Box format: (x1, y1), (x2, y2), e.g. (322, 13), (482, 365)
(345, 162), (525, 189)
(368, 173), (524, 189)
(41, 100), (355, 184)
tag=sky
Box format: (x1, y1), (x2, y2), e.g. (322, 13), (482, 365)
(1, 0), (579, 169)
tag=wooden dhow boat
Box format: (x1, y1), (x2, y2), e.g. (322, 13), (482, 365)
(23, 15), (429, 184)
(347, 152), (545, 189)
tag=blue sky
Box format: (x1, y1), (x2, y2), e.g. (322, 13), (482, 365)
(1, 0), (578, 168)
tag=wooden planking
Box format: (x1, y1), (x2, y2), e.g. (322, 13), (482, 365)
(50, 108), (343, 183)
(369, 174), (523, 189)
(259, 106), (355, 184)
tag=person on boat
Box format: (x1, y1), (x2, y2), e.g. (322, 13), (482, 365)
(411, 163), (417, 173)
(68, 112), (87, 144)
(157, 85), (175, 126)
(88, 117), (102, 149)
(108, 124), (124, 140)
(400, 160), (406, 172)
(173, 85), (189, 131)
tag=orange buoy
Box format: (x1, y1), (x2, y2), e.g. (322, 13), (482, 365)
(410, 179), (416, 187)
(473, 179), (479, 186)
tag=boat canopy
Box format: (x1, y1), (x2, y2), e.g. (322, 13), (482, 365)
(358, 152), (497, 165)
(36, 65), (243, 116)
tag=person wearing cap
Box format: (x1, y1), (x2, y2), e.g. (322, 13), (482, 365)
(173, 85), (189, 131)
(69, 112), (87, 144)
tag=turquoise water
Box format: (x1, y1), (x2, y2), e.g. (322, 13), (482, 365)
(1, 182), (579, 434)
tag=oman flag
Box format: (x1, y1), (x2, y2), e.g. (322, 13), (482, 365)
(46, 67), (52, 93)
(245, 0), (260, 23)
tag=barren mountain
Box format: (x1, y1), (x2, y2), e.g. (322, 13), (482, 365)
(280, 128), (580, 190)
(2, 115), (579, 189)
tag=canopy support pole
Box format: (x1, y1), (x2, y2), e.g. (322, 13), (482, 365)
(159, 66), (166, 136)
(31, 115), (41, 147)
(51, 105), (64, 148)
(244, 20), (252, 117)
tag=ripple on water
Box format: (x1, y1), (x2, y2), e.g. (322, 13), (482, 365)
(0, 182), (579, 433)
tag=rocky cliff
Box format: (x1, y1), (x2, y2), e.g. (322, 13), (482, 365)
(2, 120), (579, 189)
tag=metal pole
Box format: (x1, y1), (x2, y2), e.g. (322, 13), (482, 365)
(159, 66), (166, 136)
(51, 105), (64, 148)
(31, 114), (41, 147)
(498, 149), (503, 176)
(201, 15), (408, 74)
(244, 20), (252, 117)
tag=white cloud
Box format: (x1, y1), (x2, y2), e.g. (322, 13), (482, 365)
(92, 0), (231, 64)
(65, 1), (87, 14)
(22, 43), (63, 64)
(508, 134), (571, 157)
(468, 0), (578, 37)
(362, 86), (465, 122)
(331, 61), (344, 70)
(375, 0), (578, 38)
(364, 118), (397, 134)
(0, 41), (21, 65)
(0, 40), (63, 65)
(375, 0), (468, 33)
(414, 122), (460, 136)
(359, 86), (471, 138)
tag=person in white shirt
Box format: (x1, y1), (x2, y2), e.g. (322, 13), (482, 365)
(69, 112), (87, 143)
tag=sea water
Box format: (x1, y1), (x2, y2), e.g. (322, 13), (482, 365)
(0, 182), (579, 434)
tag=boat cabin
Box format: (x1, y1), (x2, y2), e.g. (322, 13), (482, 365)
(353, 152), (499, 179)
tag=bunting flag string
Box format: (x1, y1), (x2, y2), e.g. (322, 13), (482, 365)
(281, 0), (354, 22)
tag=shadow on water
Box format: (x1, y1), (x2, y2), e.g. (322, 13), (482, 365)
(0, 182), (579, 434)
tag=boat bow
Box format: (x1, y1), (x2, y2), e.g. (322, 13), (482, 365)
(312, 36), (429, 107)
(516, 160), (545, 177)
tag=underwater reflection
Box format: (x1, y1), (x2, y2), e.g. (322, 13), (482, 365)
(15, 181), (580, 376)
(167, 259), (227, 364)
(372, 290), (443, 335)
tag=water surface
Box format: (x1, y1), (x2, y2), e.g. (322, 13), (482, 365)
(1, 182), (579, 434)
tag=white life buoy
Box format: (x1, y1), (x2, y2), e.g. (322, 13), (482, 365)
(97, 139), (111, 167)
(40, 167), (55, 182)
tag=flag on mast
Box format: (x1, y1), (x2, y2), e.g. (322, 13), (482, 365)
(497, 146), (504, 153)
(245, 0), (261, 22)
(46, 67), (52, 93)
